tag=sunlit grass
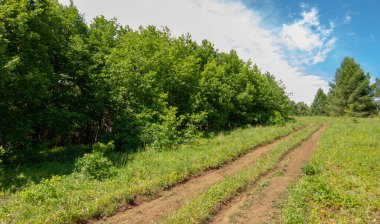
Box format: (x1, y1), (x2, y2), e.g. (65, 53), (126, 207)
(0, 120), (306, 224)
(163, 120), (323, 224)
(280, 117), (380, 223)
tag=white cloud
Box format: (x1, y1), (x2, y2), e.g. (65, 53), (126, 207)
(58, 0), (330, 105)
(280, 7), (335, 65)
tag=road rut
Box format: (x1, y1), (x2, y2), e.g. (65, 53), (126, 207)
(211, 124), (327, 224)
(95, 128), (305, 224)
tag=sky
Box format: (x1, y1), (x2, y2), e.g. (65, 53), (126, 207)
(58, 0), (380, 105)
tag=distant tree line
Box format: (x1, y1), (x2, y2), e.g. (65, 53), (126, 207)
(290, 57), (379, 117)
(0, 0), (292, 159)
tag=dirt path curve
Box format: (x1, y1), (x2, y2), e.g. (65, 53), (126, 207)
(211, 124), (327, 224)
(95, 128), (305, 224)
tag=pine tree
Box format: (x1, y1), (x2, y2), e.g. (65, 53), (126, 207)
(310, 88), (328, 115)
(328, 57), (376, 117)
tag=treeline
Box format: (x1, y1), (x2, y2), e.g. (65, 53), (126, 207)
(291, 57), (380, 117)
(0, 0), (291, 158)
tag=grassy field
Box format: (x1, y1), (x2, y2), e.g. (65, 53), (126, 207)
(280, 118), (380, 223)
(0, 119), (306, 223)
(163, 120), (323, 224)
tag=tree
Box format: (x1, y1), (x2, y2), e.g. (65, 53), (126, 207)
(328, 57), (376, 117)
(293, 102), (310, 116)
(310, 88), (328, 115)
(0, 0), (294, 157)
(0, 0), (90, 149)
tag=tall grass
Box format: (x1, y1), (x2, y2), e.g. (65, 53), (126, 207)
(280, 118), (380, 223)
(0, 120), (306, 223)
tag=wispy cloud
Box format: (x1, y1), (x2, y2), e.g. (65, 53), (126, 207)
(343, 11), (357, 24)
(280, 6), (336, 65)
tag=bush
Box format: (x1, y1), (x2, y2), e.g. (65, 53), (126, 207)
(267, 111), (287, 126)
(141, 107), (183, 150)
(74, 142), (116, 180)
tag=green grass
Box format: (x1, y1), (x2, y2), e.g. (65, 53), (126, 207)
(280, 118), (380, 224)
(0, 120), (307, 224)
(163, 120), (323, 224)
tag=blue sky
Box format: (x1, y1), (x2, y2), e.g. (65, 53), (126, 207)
(242, 0), (380, 82)
(59, 0), (379, 104)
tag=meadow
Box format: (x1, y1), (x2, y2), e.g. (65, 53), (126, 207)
(0, 119), (306, 223)
(1, 117), (379, 224)
(280, 118), (380, 223)
(164, 119), (323, 224)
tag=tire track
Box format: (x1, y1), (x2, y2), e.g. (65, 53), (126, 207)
(94, 127), (307, 224)
(211, 124), (327, 224)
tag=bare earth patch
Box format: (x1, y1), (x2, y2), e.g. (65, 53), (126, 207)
(211, 124), (327, 224)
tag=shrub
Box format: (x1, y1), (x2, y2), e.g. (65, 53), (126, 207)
(267, 111), (287, 126)
(19, 175), (64, 204)
(141, 107), (183, 150)
(74, 142), (116, 180)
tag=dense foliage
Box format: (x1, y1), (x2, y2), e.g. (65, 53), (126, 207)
(290, 101), (310, 116)
(327, 57), (376, 117)
(0, 0), (291, 159)
(310, 88), (328, 115)
(74, 142), (116, 180)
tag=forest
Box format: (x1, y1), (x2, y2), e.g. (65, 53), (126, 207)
(1, 0), (378, 162)
(1, 0), (292, 161)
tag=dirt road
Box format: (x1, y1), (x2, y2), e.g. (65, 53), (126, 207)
(95, 128), (305, 224)
(211, 124), (327, 224)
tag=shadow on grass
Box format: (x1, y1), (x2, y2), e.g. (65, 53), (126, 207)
(1, 145), (136, 194)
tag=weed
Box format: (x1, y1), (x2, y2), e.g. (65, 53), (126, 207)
(301, 164), (320, 176)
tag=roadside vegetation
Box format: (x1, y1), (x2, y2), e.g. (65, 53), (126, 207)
(0, 120), (305, 223)
(1, 0), (292, 164)
(164, 119), (323, 224)
(280, 118), (380, 223)
(1, 1), (379, 224)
